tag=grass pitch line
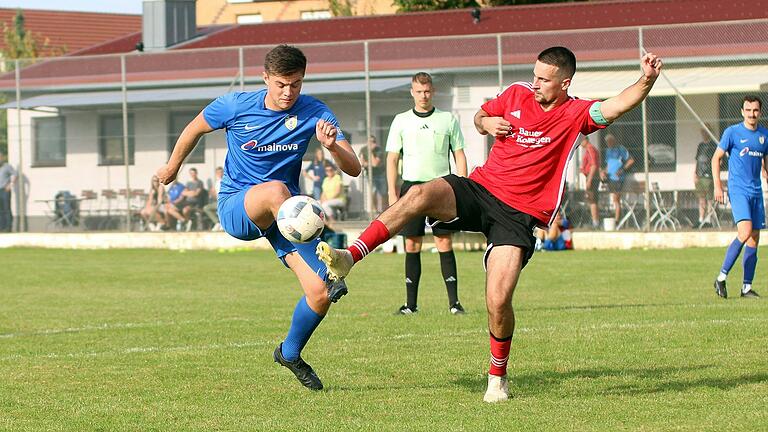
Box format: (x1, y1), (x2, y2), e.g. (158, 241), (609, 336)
(0, 316), (256, 339)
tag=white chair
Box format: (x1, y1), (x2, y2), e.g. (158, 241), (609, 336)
(650, 183), (680, 231)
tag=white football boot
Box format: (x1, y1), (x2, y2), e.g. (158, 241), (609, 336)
(483, 374), (509, 403)
(316, 241), (354, 281)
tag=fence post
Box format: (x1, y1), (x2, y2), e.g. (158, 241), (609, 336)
(364, 41), (373, 218)
(121, 54), (132, 232)
(496, 34), (503, 92)
(639, 27), (651, 232)
(14, 59), (25, 232)
(239, 47), (244, 91)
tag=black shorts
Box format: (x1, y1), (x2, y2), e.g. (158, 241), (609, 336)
(400, 180), (456, 237)
(585, 178), (600, 204)
(607, 179), (624, 193)
(428, 174), (538, 269)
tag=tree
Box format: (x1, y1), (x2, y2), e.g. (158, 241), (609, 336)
(328, 0), (354, 16)
(0, 9), (63, 154)
(394, 0), (582, 12)
(485, 0), (585, 5)
(393, 0), (480, 13)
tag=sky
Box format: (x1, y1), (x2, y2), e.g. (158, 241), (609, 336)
(0, 0), (142, 14)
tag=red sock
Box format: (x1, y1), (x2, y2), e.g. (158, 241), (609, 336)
(489, 333), (512, 377)
(349, 220), (391, 262)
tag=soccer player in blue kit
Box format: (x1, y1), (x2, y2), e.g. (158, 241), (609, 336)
(712, 95), (768, 299)
(156, 45), (361, 390)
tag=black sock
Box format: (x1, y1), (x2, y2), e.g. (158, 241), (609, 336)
(439, 250), (459, 305)
(405, 252), (421, 309)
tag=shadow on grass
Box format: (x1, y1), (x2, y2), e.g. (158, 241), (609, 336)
(452, 365), (768, 396)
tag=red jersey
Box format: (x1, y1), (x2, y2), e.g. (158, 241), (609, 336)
(469, 82), (606, 226)
(580, 143), (600, 177)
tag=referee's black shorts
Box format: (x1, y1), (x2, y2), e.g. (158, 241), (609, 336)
(399, 180), (457, 237)
(427, 174), (538, 269)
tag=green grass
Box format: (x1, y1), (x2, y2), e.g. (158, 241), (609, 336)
(0, 247), (766, 431)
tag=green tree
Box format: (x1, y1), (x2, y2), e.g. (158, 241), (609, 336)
(0, 9), (64, 154)
(393, 0), (480, 12)
(328, 0), (354, 16)
(485, 0), (585, 5)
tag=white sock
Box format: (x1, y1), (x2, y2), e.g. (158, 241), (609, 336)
(717, 272), (727, 282)
(742, 284), (752, 294)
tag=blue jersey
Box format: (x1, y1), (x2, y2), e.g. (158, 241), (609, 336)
(719, 123), (768, 197)
(203, 90), (345, 195)
(604, 145), (630, 181)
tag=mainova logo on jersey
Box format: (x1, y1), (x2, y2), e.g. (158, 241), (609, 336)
(240, 139), (299, 152)
(739, 146), (764, 158)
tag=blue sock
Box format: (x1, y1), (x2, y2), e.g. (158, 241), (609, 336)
(720, 237), (746, 275)
(743, 245), (758, 284)
(281, 296), (324, 361)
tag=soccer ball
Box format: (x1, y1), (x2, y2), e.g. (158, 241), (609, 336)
(276, 195), (326, 243)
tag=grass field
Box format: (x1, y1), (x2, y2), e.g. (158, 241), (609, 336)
(1, 247), (766, 431)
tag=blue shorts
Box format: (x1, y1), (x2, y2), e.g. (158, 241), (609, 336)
(729, 192), (766, 229)
(218, 189), (328, 277)
(543, 237), (566, 251)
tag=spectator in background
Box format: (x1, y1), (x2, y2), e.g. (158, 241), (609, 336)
(140, 175), (166, 231)
(181, 167), (206, 230)
(165, 180), (188, 230)
(535, 212), (573, 251)
(359, 135), (387, 214)
(694, 126), (718, 227)
(579, 137), (601, 229)
(601, 134), (634, 223)
(320, 162), (346, 224)
(0, 151), (17, 232)
(205, 166), (224, 231)
(304, 148), (330, 200)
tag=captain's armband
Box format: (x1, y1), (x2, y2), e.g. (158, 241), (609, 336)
(589, 102), (611, 126)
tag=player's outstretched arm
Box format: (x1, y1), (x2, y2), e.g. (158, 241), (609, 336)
(157, 112), (213, 185)
(599, 53), (663, 123)
(316, 120), (361, 177)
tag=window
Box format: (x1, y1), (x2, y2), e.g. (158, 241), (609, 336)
(99, 114), (134, 166)
(236, 14), (263, 24)
(169, 112), (205, 163)
(602, 96), (677, 172)
(301, 10), (332, 20)
(33, 117), (66, 167)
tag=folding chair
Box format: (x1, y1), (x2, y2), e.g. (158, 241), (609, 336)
(617, 195), (641, 230)
(650, 183), (680, 231)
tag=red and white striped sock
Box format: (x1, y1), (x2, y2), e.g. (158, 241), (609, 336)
(349, 220), (391, 263)
(489, 333), (512, 377)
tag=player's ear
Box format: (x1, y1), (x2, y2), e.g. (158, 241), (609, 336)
(262, 72), (269, 85)
(561, 77), (571, 92)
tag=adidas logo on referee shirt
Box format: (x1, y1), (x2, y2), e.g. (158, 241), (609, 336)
(420, 124), (430, 130)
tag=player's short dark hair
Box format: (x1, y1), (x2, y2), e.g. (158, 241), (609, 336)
(743, 95), (762, 109)
(264, 44), (307, 76)
(537, 46), (576, 79)
(189, 167), (197, 173)
(412, 72), (433, 86)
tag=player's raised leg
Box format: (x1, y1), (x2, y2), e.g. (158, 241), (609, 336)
(317, 177), (457, 280)
(482, 245), (524, 403)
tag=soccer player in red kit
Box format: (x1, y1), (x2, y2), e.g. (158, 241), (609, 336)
(318, 46), (662, 402)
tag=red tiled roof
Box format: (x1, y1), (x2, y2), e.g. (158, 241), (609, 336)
(0, 8), (140, 56)
(180, 0), (768, 49)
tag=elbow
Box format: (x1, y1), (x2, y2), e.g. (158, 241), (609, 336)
(346, 161), (362, 177)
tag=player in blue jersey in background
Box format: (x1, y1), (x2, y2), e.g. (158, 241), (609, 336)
(157, 45), (361, 390)
(712, 95), (768, 299)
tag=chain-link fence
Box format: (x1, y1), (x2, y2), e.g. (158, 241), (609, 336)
(1, 19), (766, 233)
